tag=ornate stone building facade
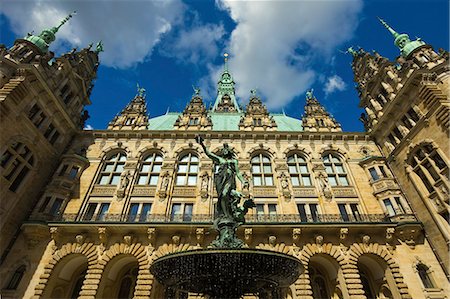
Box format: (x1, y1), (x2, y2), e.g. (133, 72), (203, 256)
(0, 17), (448, 299)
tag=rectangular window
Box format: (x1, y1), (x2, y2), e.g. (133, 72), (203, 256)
(302, 176), (312, 186)
(139, 203), (152, 222)
(350, 204), (361, 221)
(369, 167), (379, 181)
(49, 198), (64, 216)
(83, 203), (97, 221)
(338, 204), (349, 222)
(256, 204), (265, 215)
(310, 204), (319, 222)
(394, 197), (406, 214)
(96, 203), (110, 221)
(9, 167), (29, 192)
(128, 203), (139, 222)
(39, 196), (52, 213)
(59, 164), (68, 176)
(28, 103), (41, 119)
(49, 130), (60, 145)
(338, 176), (349, 186)
(171, 203), (182, 221)
(170, 203), (193, 222)
(379, 166), (388, 178)
(297, 204), (307, 222)
(69, 166), (79, 179)
(383, 199), (396, 216)
(183, 203), (193, 221)
(328, 176), (337, 186)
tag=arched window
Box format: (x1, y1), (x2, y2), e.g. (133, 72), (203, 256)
(176, 153), (198, 186)
(251, 153), (273, 186)
(417, 264), (435, 289)
(287, 153), (312, 186)
(309, 265), (331, 299)
(322, 153), (349, 186)
(70, 270), (87, 299)
(359, 269), (376, 299)
(1, 142), (34, 192)
(5, 265), (26, 289)
(137, 153), (163, 185)
(97, 152), (127, 185)
(117, 266), (138, 299)
(410, 144), (448, 194)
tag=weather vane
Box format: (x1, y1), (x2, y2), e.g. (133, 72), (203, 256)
(137, 83), (146, 97)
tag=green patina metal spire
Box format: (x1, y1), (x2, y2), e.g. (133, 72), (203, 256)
(378, 17), (425, 58)
(212, 53), (241, 113)
(25, 11), (76, 53)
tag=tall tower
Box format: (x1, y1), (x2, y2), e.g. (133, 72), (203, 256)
(0, 13), (100, 264)
(212, 53), (241, 113)
(353, 18), (450, 276)
(301, 89), (342, 132)
(108, 85), (149, 130)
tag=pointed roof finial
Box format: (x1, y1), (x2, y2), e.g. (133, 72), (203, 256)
(95, 40), (104, 54)
(136, 83), (146, 98)
(192, 85), (201, 96)
(306, 88), (314, 100)
(378, 17), (399, 38)
(224, 53), (229, 71)
(377, 17), (426, 58)
(24, 11), (76, 53)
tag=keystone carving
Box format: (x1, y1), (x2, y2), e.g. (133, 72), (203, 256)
(340, 228), (349, 241)
(75, 234), (85, 245)
(244, 228), (253, 245)
(196, 228), (205, 247)
(315, 235), (324, 245)
(268, 235), (277, 247)
(386, 228), (395, 241)
(362, 235), (371, 245)
(292, 228), (301, 246)
(172, 235), (181, 246)
(123, 235), (132, 246)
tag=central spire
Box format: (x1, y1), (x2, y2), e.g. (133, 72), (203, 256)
(212, 53), (241, 113)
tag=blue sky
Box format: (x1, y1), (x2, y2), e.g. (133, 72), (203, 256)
(1, 0), (448, 132)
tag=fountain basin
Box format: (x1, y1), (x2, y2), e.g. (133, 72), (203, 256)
(150, 248), (302, 298)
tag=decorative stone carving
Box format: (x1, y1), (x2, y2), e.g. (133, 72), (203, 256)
(315, 235), (324, 245)
(268, 235), (277, 247)
(386, 228), (395, 241)
(340, 228), (348, 241)
(292, 228), (301, 246)
(244, 228), (253, 245)
(91, 185), (116, 196)
(132, 186), (156, 196)
(75, 234), (85, 245)
(123, 235), (132, 246)
(200, 173), (209, 201)
(292, 188), (316, 197)
(332, 187), (358, 198)
(314, 166), (333, 201)
(98, 227), (107, 245)
(172, 235), (181, 246)
(148, 228), (156, 252)
(196, 228), (205, 248)
(279, 172), (291, 200)
(362, 235), (371, 245)
(116, 170), (131, 200)
(158, 172), (171, 199)
(172, 187), (197, 197)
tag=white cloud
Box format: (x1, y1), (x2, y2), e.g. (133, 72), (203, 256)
(324, 75), (347, 96)
(215, 0), (363, 109)
(83, 124), (94, 130)
(163, 23), (226, 64)
(1, 0), (185, 68)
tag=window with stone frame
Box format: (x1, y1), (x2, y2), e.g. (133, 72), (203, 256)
(251, 153), (274, 186)
(287, 153), (312, 187)
(83, 202), (111, 221)
(5, 265), (26, 290)
(27, 103), (47, 128)
(137, 153), (163, 185)
(97, 152), (127, 185)
(296, 203), (320, 222)
(382, 196), (408, 217)
(175, 153), (199, 186)
(255, 203), (277, 221)
(338, 203), (361, 221)
(170, 203), (194, 222)
(1, 142), (34, 192)
(409, 143), (448, 195)
(368, 165), (389, 181)
(127, 202), (152, 222)
(322, 153), (349, 186)
(416, 264), (436, 289)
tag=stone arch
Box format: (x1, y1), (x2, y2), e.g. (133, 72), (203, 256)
(32, 242), (97, 299)
(136, 145), (167, 160)
(405, 138), (441, 165)
(245, 144), (277, 160)
(348, 243), (411, 299)
(99, 145), (131, 159)
(318, 144), (349, 161)
(95, 242), (150, 299)
(172, 145), (201, 159)
(295, 243), (348, 299)
(150, 242), (194, 262)
(283, 145), (312, 160)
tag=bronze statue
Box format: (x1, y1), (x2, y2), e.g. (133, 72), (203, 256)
(196, 135), (255, 248)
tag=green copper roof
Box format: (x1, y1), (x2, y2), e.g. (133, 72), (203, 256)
(147, 112), (303, 132)
(378, 17), (426, 58)
(25, 12), (76, 53)
(212, 53), (241, 112)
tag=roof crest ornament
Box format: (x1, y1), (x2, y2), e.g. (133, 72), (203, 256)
(137, 83), (146, 98)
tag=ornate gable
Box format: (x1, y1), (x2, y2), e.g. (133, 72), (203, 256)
(239, 90), (277, 131)
(174, 90), (212, 130)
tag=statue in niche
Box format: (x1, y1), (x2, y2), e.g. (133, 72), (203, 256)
(196, 135), (255, 248)
(317, 171), (333, 200)
(201, 173), (209, 192)
(280, 172), (289, 190)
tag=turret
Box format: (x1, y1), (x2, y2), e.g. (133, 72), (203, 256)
(212, 53), (241, 113)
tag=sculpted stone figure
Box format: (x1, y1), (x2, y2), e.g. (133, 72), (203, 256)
(196, 135), (255, 248)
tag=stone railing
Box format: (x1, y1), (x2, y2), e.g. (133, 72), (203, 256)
(31, 213), (391, 224)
